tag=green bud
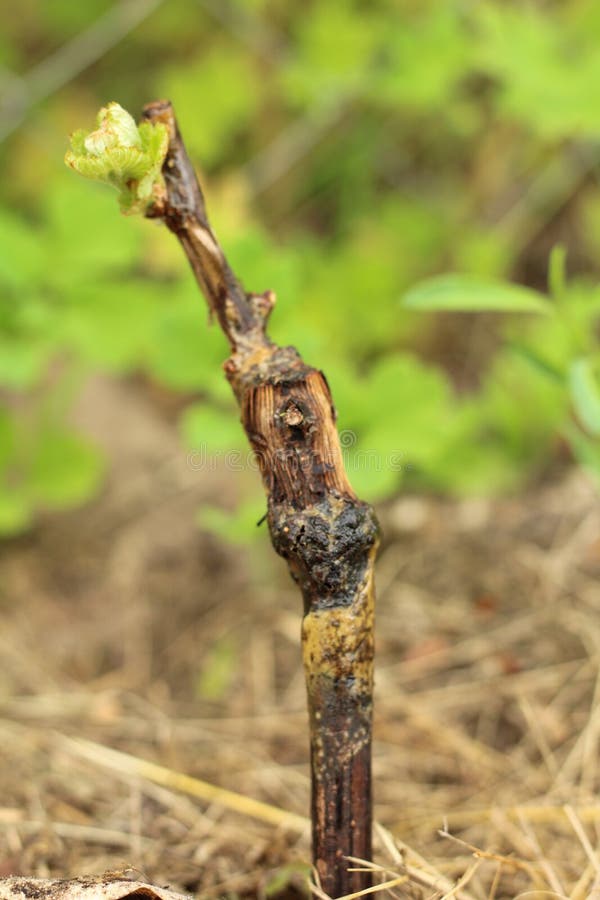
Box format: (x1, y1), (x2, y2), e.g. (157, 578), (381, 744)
(65, 102), (169, 215)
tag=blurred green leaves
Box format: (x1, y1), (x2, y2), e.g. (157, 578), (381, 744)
(473, 3), (600, 139)
(181, 402), (245, 455)
(402, 275), (551, 314)
(337, 354), (459, 499)
(372, 7), (473, 111)
(161, 48), (261, 165)
(2, 0), (600, 541)
(282, 2), (382, 104)
(570, 358), (600, 437)
(28, 427), (104, 508)
(0, 412), (104, 537)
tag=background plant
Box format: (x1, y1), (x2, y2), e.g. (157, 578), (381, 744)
(1, 0), (600, 539)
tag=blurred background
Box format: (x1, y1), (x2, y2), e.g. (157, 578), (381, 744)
(1, 1), (600, 896)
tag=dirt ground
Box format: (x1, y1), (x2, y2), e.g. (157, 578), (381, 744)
(1, 375), (600, 899)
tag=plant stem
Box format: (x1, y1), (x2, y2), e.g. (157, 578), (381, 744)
(143, 100), (379, 898)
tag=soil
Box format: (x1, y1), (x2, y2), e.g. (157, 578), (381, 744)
(1, 375), (599, 899)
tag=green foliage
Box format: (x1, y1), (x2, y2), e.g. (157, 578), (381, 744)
(371, 7), (473, 112)
(473, 3), (600, 140)
(334, 354), (461, 500)
(146, 288), (230, 395)
(197, 501), (267, 545)
(65, 103), (168, 214)
(282, 2), (382, 104)
(160, 47), (261, 166)
(181, 403), (245, 455)
(569, 358), (600, 437)
(0, 409), (104, 537)
(27, 427), (104, 508)
(402, 275), (551, 314)
(3, 0), (600, 541)
(403, 266), (600, 489)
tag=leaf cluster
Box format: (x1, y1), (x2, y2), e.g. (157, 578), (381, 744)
(65, 103), (168, 214)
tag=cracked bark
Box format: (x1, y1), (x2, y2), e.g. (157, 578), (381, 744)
(143, 100), (379, 898)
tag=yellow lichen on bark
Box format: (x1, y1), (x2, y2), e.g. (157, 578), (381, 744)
(301, 544), (377, 691)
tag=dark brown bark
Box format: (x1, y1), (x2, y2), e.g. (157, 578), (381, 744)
(143, 99), (379, 898)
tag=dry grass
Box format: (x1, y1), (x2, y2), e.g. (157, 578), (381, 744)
(1, 377), (600, 898)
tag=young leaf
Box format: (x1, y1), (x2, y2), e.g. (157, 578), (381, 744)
(65, 102), (168, 214)
(569, 357), (600, 437)
(402, 274), (551, 313)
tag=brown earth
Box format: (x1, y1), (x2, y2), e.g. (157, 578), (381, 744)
(1, 376), (599, 899)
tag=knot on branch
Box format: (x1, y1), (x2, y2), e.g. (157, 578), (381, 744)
(247, 289), (276, 323)
(269, 496), (379, 612)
